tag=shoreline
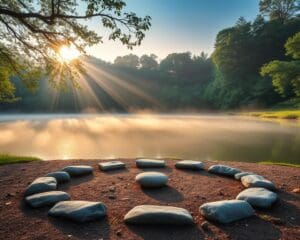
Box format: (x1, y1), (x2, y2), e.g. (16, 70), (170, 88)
(1, 155), (299, 168)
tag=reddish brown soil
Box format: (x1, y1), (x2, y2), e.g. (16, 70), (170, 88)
(0, 159), (299, 240)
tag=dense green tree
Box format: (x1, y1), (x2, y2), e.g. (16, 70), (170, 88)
(140, 54), (158, 70)
(261, 32), (300, 97)
(209, 13), (300, 108)
(0, 0), (151, 102)
(259, 0), (300, 22)
(114, 54), (140, 69)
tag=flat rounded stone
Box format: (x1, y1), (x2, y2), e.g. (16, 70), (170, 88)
(199, 200), (254, 224)
(48, 201), (107, 222)
(236, 187), (278, 208)
(241, 175), (276, 190)
(46, 171), (71, 183)
(135, 172), (168, 188)
(25, 191), (70, 208)
(124, 205), (194, 225)
(175, 160), (204, 170)
(208, 165), (241, 177)
(98, 161), (126, 171)
(62, 165), (93, 177)
(136, 159), (166, 168)
(234, 172), (255, 180)
(24, 177), (57, 196)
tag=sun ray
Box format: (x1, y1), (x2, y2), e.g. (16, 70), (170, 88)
(83, 61), (161, 110)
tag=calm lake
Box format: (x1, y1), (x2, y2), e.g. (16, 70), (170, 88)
(0, 114), (299, 164)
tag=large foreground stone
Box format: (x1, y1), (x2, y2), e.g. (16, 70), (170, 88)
(62, 165), (93, 177)
(236, 188), (278, 208)
(241, 175), (276, 190)
(98, 161), (126, 171)
(234, 172), (255, 180)
(175, 160), (204, 170)
(25, 191), (70, 208)
(208, 165), (241, 177)
(124, 205), (193, 225)
(199, 200), (254, 224)
(24, 177), (57, 196)
(135, 172), (168, 188)
(136, 159), (166, 168)
(46, 171), (71, 183)
(48, 201), (107, 222)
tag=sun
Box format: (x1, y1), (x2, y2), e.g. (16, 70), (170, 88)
(58, 45), (81, 62)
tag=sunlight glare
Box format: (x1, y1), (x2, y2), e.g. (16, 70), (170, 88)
(59, 45), (80, 62)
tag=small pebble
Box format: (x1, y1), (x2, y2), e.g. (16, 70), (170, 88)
(6, 193), (15, 198)
(108, 195), (116, 200)
(201, 221), (210, 230)
(116, 230), (122, 236)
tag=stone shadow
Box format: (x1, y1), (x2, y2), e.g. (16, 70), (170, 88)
(58, 174), (94, 191)
(141, 185), (184, 203)
(217, 216), (281, 240)
(100, 168), (129, 175)
(176, 168), (218, 178)
(19, 199), (50, 219)
(127, 224), (204, 240)
(49, 216), (110, 240)
(137, 166), (173, 173)
(256, 197), (300, 227)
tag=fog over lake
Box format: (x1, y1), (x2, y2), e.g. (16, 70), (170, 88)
(0, 114), (299, 164)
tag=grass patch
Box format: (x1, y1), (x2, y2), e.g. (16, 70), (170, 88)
(0, 154), (40, 165)
(259, 161), (300, 168)
(242, 110), (300, 120)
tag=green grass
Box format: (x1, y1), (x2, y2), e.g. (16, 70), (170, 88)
(259, 161), (300, 168)
(0, 154), (40, 165)
(242, 109), (300, 120)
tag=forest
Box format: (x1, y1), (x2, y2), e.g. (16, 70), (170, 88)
(0, 3), (299, 112)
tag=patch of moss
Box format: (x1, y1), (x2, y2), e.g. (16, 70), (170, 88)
(0, 154), (40, 165)
(241, 110), (300, 120)
(259, 161), (300, 168)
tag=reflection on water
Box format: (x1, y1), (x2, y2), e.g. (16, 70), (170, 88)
(0, 114), (299, 164)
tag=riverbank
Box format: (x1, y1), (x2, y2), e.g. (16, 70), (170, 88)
(0, 159), (299, 240)
(240, 109), (300, 120)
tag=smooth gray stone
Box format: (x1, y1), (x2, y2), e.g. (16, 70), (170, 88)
(98, 161), (125, 171)
(208, 165), (241, 177)
(199, 200), (254, 224)
(25, 191), (70, 208)
(124, 205), (194, 225)
(48, 201), (107, 222)
(175, 160), (204, 170)
(24, 177), (57, 196)
(234, 172), (255, 180)
(136, 159), (166, 168)
(46, 171), (71, 183)
(135, 172), (168, 188)
(241, 175), (276, 190)
(62, 165), (93, 176)
(236, 187), (278, 208)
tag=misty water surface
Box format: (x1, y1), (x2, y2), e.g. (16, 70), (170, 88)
(0, 114), (299, 164)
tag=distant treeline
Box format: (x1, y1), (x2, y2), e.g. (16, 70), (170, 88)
(1, 16), (299, 112)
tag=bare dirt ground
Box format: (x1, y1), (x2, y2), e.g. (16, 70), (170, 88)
(0, 159), (299, 240)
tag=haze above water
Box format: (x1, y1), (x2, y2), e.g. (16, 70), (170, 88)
(0, 114), (299, 165)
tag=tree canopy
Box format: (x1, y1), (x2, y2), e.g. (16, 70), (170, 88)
(259, 0), (300, 22)
(261, 32), (300, 97)
(0, 0), (151, 101)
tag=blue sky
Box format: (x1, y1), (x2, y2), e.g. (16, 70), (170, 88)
(86, 0), (260, 62)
